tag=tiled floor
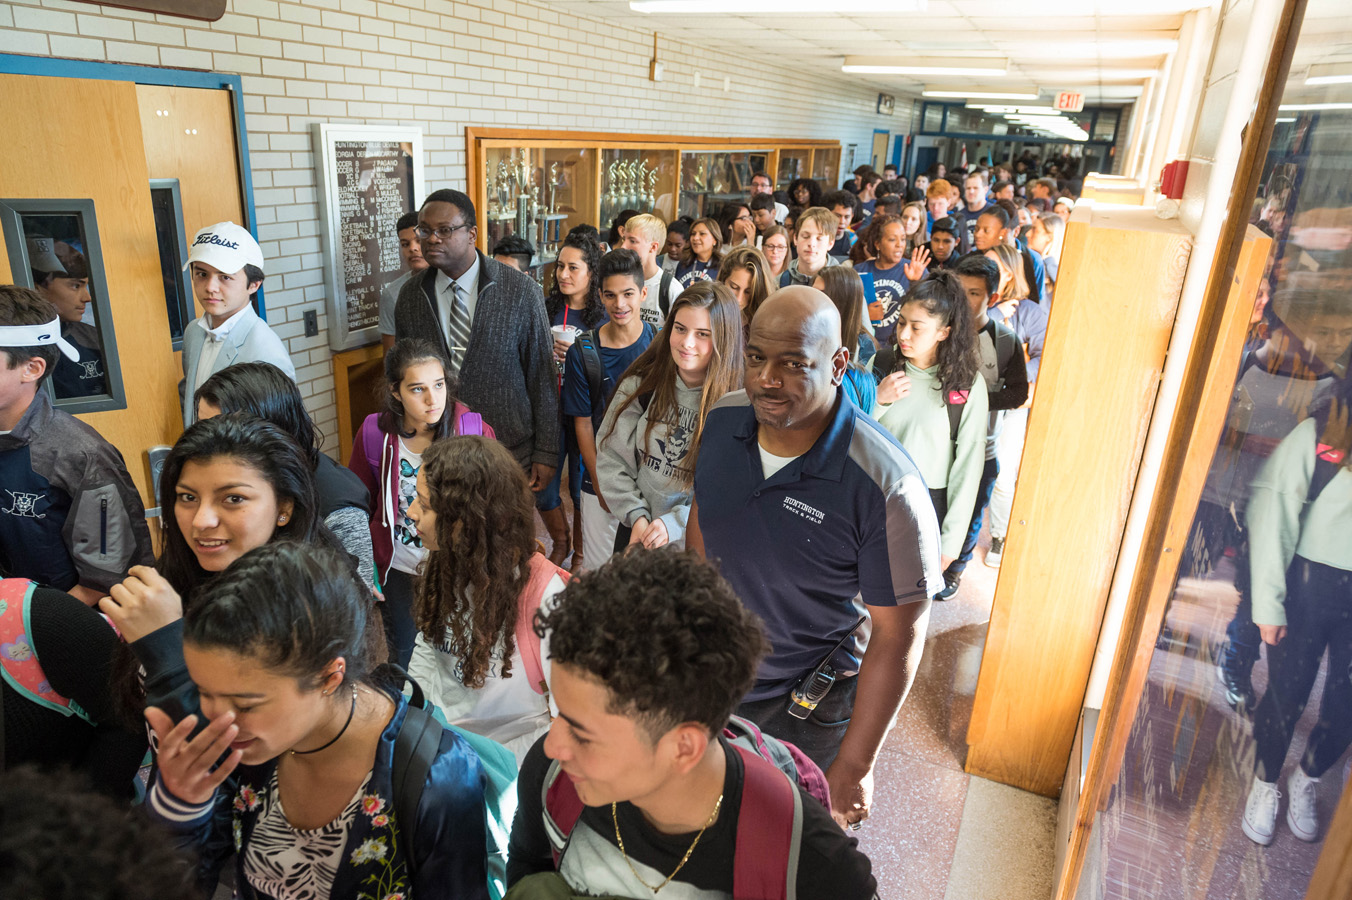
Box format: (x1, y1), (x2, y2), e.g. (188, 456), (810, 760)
(858, 530), (1058, 900)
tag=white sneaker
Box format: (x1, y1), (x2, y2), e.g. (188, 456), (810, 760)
(1242, 777), (1280, 846)
(986, 536), (1004, 568)
(1287, 767), (1321, 842)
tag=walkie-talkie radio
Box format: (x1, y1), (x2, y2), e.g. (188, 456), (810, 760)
(787, 616), (867, 720)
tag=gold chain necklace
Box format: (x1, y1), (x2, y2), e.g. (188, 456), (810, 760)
(611, 793), (724, 895)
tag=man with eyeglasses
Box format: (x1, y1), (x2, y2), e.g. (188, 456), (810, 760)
(748, 171), (788, 224)
(393, 188), (558, 494)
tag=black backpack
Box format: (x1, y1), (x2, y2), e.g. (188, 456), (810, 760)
(658, 270), (675, 318)
(872, 347), (968, 442)
(1305, 400), (1348, 506)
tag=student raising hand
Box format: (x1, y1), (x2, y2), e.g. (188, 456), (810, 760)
(904, 246), (931, 282)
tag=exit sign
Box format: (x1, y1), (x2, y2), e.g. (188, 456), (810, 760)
(1054, 91), (1086, 112)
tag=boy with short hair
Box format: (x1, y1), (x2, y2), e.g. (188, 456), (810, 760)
(507, 549), (878, 898)
(821, 189), (861, 258)
(748, 170), (788, 223)
(940, 253), (1030, 599)
(660, 219), (690, 274)
(0, 286), (154, 604)
(923, 216), (962, 271)
(749, 193), (778, 235)
(857, 172), (883, 227)
(562, 249), (656, 568)
(179, 222), (295, 425)
(379, 211), (428, 350)
(926, 178), (953, 229)
(779, 207), (841, 287)
(620, 214), (680, 328)
(491, 233), (535, 272)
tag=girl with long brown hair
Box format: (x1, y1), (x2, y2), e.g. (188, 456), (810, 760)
(406, 434), (566, 763)
(716, 244), (774, 330)
(595, 281), (744, 551)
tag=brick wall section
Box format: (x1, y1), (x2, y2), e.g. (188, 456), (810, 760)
(0, 0), (902, 455)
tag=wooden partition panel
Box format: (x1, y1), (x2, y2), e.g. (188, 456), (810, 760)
(965, 202), (1193, 796)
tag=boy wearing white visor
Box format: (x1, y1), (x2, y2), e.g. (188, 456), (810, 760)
(179, 222), (295, 426)
(0, 285), (154, 604)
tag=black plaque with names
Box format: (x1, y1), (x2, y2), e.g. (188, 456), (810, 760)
(332, 140), (415, 334)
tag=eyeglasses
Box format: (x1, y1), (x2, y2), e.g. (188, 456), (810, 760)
(734, 215), (753, 223)
(414, 222), (471, 241)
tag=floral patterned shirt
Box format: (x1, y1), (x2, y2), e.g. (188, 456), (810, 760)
(147, 688), (490, 900)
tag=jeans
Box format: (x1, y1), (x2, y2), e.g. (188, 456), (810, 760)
(736, 675), (860, 771)
(1253, 557), (1352, 781)
(952, 457), (1000, 573)
(535, 423), (581, 512)
(380, 567), (419, 670)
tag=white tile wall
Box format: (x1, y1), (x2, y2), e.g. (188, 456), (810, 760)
(0, 0), (904, 454)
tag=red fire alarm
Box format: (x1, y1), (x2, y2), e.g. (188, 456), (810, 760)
(1159, 160), (1190, 200)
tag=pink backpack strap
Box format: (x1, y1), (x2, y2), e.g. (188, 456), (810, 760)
(542, 759), (586, 867)
(517, 553), (569, 695)
(733, 746), (803, 900)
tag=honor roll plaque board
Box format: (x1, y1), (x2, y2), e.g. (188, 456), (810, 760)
(314, 124), (425, 351)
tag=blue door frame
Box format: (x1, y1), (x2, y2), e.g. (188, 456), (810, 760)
(0, 53), (266, 317)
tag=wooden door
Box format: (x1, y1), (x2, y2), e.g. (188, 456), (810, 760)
(0, 73), (182, 505)
(871, 131), (889, 170)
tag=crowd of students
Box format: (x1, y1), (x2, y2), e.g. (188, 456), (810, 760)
(1, 156), (1083, 899)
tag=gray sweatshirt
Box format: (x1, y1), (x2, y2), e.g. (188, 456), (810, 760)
(596, 374), (704, 547)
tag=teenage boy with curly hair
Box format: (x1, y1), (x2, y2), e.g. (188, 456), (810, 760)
(507, 549), (877, 899)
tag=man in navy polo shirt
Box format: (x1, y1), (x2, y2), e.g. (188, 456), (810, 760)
(689, 285), (942, 830)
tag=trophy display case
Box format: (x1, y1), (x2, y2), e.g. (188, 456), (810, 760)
(466, 129), (842, 258)
(812, 146), (842, 186)
(677, 149), (770, 221)
(599, 148), (679, 226)
(777, 148), (811, 185)
(481, 145), (590, 269)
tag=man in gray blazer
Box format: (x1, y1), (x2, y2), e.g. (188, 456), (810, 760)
(393, 189), (558, 491)
(179, 222), (296, 426)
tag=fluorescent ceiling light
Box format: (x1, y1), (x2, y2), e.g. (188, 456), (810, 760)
(1305, 63), (1352, 86)
(1022, 68), (1160, 80)
(1278, 103), (1352, 111)
(926, 86), (1040, 100)
(960, 0), (1208, 13)
(969, 104), (1057, 113)
(631, 0), (926, 10)
(1274, 117), (1296, 123)
(843, 56), (1008, 77)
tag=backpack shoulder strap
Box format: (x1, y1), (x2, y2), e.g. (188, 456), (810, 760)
(391, 677), (443, 876)
(517, 554), (569, 695)
(659, 271), (674, 316)
(542, 758), (586, 867)
(943, 388), (968, 444)
(457, 411), (484, 437)
(733, 745), (803, 900)
(577, 330), (605, 421)
(992, 320), (1019, 371)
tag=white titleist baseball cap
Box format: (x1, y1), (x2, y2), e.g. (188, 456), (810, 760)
(184, 222), (265, 275)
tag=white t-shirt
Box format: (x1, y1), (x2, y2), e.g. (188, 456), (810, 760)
(640, 268), (681, 328)
(389, 438), (426, 575)
(407, 572), (566, 764)
(758, 443), (800, 480)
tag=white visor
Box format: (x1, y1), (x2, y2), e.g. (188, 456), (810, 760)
(0, 317), (81, 362)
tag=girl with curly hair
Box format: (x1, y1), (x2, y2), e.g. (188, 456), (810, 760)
(873, 272), (988, 584)
(406, 435), (567, 762)
(348, 339), (494, 668)
(595, 280), (744, 555)
(788, 177), (822, 209)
